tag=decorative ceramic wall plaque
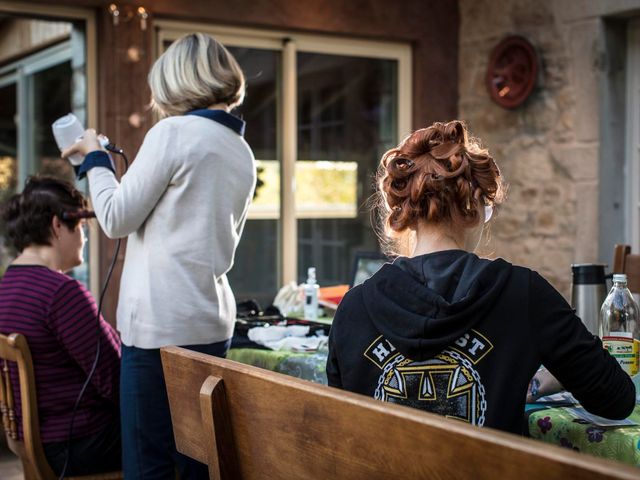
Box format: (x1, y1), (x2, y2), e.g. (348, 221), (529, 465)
(486, 36), (538, 109)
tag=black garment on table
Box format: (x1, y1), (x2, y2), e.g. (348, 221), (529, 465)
(43, 418), (121, 476)
(326, 249), (636, 435)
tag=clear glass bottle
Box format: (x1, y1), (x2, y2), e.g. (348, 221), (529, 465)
(598, 274), (639, 375)
(303, 267), (319, 320)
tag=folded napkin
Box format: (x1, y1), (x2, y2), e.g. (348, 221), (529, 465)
(248, 325), (327, 352)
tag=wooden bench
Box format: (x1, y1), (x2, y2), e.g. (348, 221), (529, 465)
(161, 346), (638, 480)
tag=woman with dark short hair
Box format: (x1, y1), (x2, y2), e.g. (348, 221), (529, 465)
(326, 120), (635, 434)
(0, 175), (121, 475)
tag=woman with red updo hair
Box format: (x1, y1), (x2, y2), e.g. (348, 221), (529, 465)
(326, 121), (634, 435)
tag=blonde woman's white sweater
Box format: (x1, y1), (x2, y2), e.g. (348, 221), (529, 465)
(83, 111), (256, 348)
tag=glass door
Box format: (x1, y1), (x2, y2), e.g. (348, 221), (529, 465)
(0, 14), (90, 284)
(296, 52), (397, 286)
(156, 23), (411, 306)
(0, 79), (18, 274)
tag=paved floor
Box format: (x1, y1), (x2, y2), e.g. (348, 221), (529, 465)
(0, 442), (23, 480)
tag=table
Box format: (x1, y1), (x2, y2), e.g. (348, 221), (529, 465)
(229, 347), (640, 467)
(227, 348), (328, 385)
(527, 404), (640, 467)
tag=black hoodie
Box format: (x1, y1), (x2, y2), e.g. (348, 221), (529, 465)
(326, 250), (636, 434)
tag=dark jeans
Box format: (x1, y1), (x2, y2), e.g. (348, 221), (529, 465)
(43, 419), (121, 476)
(121, 340), (231, 480)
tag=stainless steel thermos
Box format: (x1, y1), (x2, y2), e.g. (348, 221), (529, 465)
(570, 264), (608, 335)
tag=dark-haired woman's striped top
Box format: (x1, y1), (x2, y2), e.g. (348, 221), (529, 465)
(0, 265), (120, 443)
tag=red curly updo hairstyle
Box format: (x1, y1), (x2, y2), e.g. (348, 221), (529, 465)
(376, 120), (505, 254)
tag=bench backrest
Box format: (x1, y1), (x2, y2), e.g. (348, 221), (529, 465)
(161, 346), (638, 480)
(0, 332), (56, 479)
(0, 332), (123, 480)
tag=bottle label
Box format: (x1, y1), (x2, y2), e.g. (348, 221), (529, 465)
(603, 334), (639, 376)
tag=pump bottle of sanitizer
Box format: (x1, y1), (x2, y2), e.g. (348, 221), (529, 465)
(303, 267), (319, 320)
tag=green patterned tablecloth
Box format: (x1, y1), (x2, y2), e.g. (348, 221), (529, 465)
(230, 348), (640, 467)
(227, 348), (328, 385)
(528, 405), (640, 467)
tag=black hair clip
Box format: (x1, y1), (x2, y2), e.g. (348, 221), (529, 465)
(62, 210), (96, 220)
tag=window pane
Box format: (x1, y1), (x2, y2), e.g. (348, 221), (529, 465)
(30, 61), (75, 184)
(296, 52), (397, 286)
(0, 82), (18, 273)
(226, 47), (280, 307)
(0, 16), (89, 284)
(31, 60), (91, 285)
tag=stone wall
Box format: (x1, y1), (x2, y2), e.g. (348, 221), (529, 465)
(459, 0), (603, 296)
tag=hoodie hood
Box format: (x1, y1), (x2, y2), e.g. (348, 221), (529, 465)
(362, 250), (512, 361)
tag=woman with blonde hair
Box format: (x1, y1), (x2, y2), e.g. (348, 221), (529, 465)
(62, 33), (255, 478)
(326, 120), (635, 434)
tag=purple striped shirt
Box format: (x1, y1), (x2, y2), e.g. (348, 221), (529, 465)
(0, 265), (121, 443)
